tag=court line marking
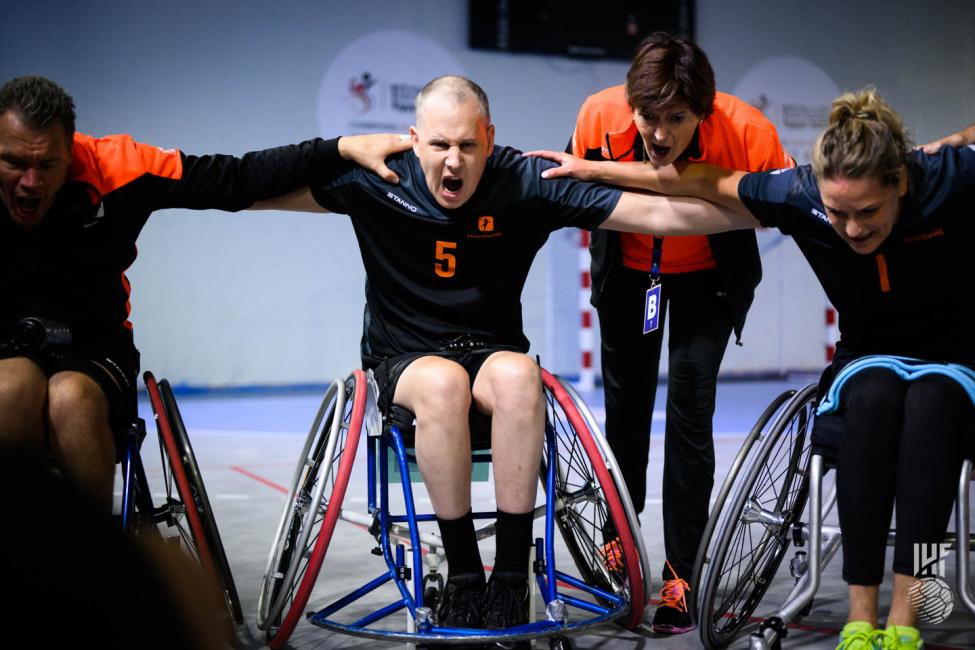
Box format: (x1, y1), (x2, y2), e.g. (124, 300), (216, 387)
(230, 465), (288, 493)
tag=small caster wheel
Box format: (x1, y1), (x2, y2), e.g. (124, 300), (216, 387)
(549, 636), (576, 650)
(423, 585), (440, 612)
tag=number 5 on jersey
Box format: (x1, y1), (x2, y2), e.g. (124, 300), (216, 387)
(435, 240), (457, 278)
(643, 284), (661, 334)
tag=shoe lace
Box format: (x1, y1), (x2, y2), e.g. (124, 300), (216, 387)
(599, 537), (624, 573)
(835, 628), (877, 650)
(875, 629), (896, 650)
(441, 582), (482, 624)
(874, 627), (919, 650)
(657, 560), (690, 613)
(483, 578), (525, 626)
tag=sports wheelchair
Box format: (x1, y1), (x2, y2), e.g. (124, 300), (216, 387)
(122, 371), (243, 628)
(691, 378), (975, 649)
(2, 318), (242, 631)
(256, 367), (651, 648)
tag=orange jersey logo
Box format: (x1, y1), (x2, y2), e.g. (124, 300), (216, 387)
(477, 216), (494, 232)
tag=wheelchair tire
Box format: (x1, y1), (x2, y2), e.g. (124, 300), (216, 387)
(540, 370), (647, 629)
(158, 377), (244, 625)
(257, 370), (366, 649)
(690, 388), (798, 623)
(144, 372), (244, 626)
(696, 384), (817, 649)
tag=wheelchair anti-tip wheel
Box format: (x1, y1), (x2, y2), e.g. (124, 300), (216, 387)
(696, 384), (817, 649)
(540, 370), (649, 629)
(257, 370), (366, 648)
(144, 372), (244, 625)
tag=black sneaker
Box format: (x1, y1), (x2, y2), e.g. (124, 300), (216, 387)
(482, 571), (530, 649)
(437, 573), (486, 628)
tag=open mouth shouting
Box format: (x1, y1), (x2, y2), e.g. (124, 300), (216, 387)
(646, 142), (672, 166)
(442, 175), (464, 200)
(9, 194), (45, 226)
(16, 195), (42, 214)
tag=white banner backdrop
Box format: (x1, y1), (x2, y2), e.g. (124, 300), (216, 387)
(732, 56), (840, 165)
(317, 30), (466, 137)
(720, 56), (842, 375)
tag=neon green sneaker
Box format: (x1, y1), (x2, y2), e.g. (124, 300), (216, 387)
(878, 625), (924, 650)
(836, 621), (880, 650)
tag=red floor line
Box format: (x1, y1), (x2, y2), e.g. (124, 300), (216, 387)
(230, 465), (288, 494)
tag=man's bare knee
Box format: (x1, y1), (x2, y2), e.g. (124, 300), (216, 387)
(47, 372), (111, 432)
(46, 372), (115, 508)
(476, 353), (542, 414)
(0, 358), (48, 446)
(47, 372), (115, 468)
(395, 357), (472, 419)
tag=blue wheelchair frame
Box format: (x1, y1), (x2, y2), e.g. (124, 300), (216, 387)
(306, 397), (631, 643)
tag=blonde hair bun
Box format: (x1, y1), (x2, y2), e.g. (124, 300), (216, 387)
(813, 88), (913, 185)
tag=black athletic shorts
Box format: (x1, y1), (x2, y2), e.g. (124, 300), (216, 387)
(365, 336), (524, 445)
(0, 337), (140, 455)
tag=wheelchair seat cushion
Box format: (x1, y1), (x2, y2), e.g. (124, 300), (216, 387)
(383, 403), (494, 450)
(812, 355), (975, 465)
(817, 355), (975, 416)
(810, 413), (846, 464)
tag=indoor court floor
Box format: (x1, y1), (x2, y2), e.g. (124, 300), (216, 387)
(130, 376), (975, 650)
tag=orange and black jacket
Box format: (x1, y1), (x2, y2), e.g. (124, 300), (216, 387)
(1, 133), (342, 346)
(571, 86), (792, 343)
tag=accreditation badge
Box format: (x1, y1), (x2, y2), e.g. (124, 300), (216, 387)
(643, 283), (661, 334)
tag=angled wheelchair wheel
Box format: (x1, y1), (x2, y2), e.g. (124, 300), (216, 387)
(144, 372), (244, 626)
(540, 370), (649, 629)
(696, 384), (817, 649)
(257, 370), (366, 649)
(690, 388), (799, 621)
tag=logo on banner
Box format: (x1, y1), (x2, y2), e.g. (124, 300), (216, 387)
(318, 31), (465, 137)
(732, 57), (840, 165)
(348, 72), (376, 112)
(909, 542), (954, 624)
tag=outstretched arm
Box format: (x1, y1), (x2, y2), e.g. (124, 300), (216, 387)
(920, 123), (975, 154)
(250, 186), (325, 212)
(250, 133), (411, 212)
(601, 190), (759, 236)
(525, 149), (749, 212)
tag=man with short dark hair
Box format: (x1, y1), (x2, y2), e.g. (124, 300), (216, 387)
(0, 75), (406, 511)
(528, 32), (792, 632)
(258, 73), (749, 638)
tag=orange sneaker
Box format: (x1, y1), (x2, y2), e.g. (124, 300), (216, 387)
(599, 536), (624, 575)
(651, 560), (694, 634)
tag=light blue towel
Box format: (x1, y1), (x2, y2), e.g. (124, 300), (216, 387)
(817, 355), (975, 415)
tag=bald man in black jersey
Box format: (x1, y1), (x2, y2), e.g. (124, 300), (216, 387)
(258, 75), (745, 638)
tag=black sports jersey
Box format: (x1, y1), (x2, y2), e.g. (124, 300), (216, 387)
(1, 133), (340, 346)
(739, 145), (975, 363)
(310, 146), (622, 360)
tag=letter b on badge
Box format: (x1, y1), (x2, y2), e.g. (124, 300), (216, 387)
(644, 285), (661, 334)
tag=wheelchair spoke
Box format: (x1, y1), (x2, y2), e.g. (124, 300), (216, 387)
(712, 407), (813, 633)
(541, 380), (641, 607)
